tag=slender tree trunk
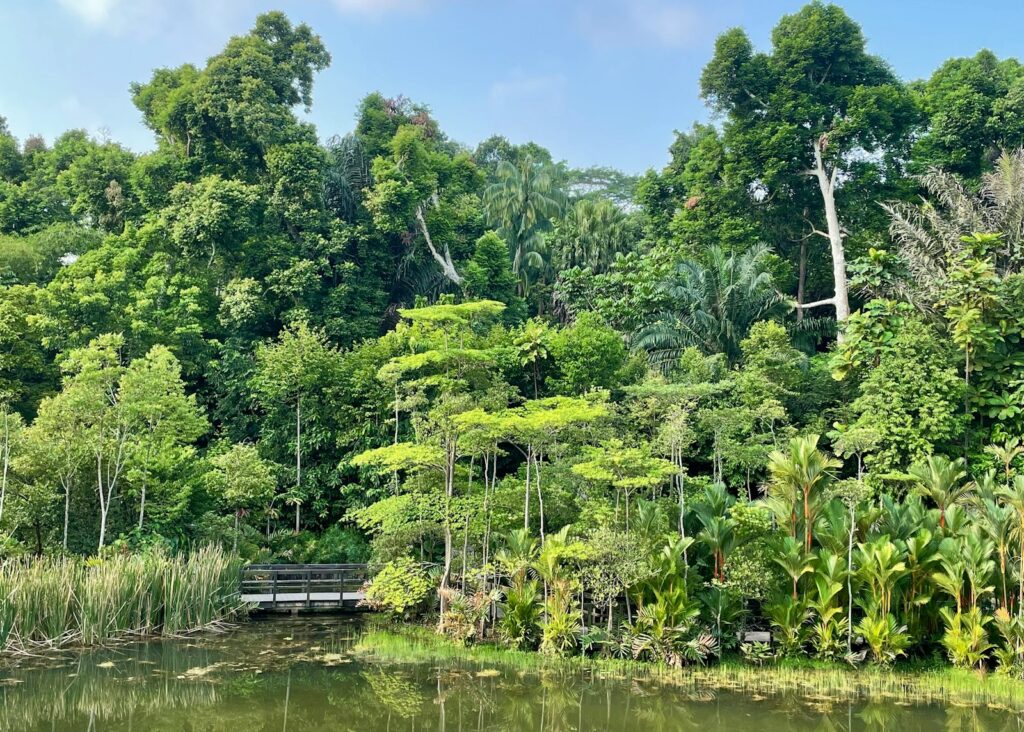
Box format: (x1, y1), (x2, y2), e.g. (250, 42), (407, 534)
(806, 139), (850, 332)
(295, 397), (302, 533)
(438, 441), (456, 622)
(534, 451), (545, 540)
(847, 502), (855, 652)
(0, 412), (9, 525)
(797, 238), (807, 323)
(97, 454), (107, 552)
(138, 476), (146, 532)
(523, 446), (532, 530)
(63, 478), (71, 551)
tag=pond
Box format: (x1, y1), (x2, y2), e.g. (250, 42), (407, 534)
(0, 617), (1015, 731)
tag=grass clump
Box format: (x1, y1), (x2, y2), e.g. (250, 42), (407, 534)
(1, 545), (248, 653)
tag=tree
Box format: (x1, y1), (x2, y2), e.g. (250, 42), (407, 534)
(912, 50), (1024, 181)
(483, 155), (565, 293)
(909, 455), (970, 530)
(0, 403), (23, 527)
(252, 322), (344, 532)
(365, 125), (482, 286)
(57, 334), (131, 552)
(571, 439), (677, 531)
(553, 199), (635, 274)
(17, 392), (88, 550)
(848, 318), (965, 474)
(120, 345), (207, 532)
(700, 1), (917, 327)
(205, 443), (276, 548)
(633, 244), (791, 367)
(766, 435), (840, 551)
(463, 231), (525, 321)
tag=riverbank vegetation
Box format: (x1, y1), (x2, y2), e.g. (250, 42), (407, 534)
(354, 626), (1024, 711)
(0, 546), (245, 652)
(3, 1), (1024, 678)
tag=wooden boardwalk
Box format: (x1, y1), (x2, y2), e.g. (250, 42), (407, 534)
(240, 564), (369, 611)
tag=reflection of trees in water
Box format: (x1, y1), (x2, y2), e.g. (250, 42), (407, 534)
(4, 623), (1024, 731)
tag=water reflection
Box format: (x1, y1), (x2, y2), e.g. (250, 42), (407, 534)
(0, 617), (1020, 731)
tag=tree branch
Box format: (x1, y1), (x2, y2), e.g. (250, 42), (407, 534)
(415, 204), (463, 285)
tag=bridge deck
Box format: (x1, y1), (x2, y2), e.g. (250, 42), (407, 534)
(240, 564), (369, 611)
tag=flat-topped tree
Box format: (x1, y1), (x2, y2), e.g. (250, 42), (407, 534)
(477, 395), (610, 538)
(572, 438), (678, 532)
(354, 300), (506, 619)
(700, 1), (916, 332)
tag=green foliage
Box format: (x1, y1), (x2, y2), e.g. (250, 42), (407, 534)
(363, 556), (432, 617)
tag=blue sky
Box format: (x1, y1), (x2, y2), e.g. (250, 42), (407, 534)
(1, 1), (1022, 174)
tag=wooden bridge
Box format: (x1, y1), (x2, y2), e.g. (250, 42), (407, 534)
(240, 564), (369, 611)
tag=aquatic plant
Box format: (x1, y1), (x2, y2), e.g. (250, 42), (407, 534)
(0, 545), (245, 652)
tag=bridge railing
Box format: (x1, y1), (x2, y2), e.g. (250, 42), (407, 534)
(240, 563), (370, 609)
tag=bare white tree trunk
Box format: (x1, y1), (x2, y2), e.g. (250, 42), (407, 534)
(798, 136), (851, 337)
(415, 205), (463, 285)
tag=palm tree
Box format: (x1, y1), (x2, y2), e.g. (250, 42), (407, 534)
(632, 244), (791, 368)
(909, 455), (970, 529)
(483, 155), (566, 294)
(996, 476), (1024, 615)
(557, 198), (633, 273)
(986, 439), (1024, 486)
(766, 435), (841, 552)
(884, 148), (1024, 305)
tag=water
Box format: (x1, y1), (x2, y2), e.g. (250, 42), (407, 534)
(0, 617), (1015, 731)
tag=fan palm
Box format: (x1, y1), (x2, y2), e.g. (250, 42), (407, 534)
(632, 243), (791, 368)
(483, 155), (566, 293)
(909, 455), (970, 529)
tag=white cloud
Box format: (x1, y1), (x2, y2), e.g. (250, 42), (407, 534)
(56, 0), (171, 34)
(489, 71), (567, 109)
(576, 1), (703, 49)
(57, 0), (120, 26)
(331, 0), (428, 15)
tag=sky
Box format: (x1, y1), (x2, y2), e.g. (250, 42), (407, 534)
(1, 1), (1023, 174)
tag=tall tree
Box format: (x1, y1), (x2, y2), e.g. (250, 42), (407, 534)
(700, 1), (917, 328)
(483, 155), (565, 293)
(252, 322), (344, 531)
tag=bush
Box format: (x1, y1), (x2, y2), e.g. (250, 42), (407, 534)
(499, 578), (542, 650)
(362, 556), (432, 617)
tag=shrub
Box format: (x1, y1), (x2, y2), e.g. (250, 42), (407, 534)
(362, 556), (432, 617)
(499, 578), (542, 650)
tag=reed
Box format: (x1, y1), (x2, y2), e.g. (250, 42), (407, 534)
(0, 545), (248, 653)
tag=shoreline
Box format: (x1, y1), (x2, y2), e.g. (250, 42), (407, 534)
(352, 625), (1024, 712)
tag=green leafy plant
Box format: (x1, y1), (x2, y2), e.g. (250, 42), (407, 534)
(363, 557), (432, 617)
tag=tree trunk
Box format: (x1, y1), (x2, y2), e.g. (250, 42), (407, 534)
(416, 205), (463, 285)
(438, 441), (456, 623)
(97, 454), (107, 552)
(523, 446), (532, 530)
(63, 479), (71, 551)
(808, 138), (850, 331)
(0, 412), (9, 525)
(534, 451), (545, 540)
(295, 397), (302, 533)
(138, 478), (146, 532)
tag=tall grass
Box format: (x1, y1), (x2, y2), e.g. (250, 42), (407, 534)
(0, 545), (248, 653)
